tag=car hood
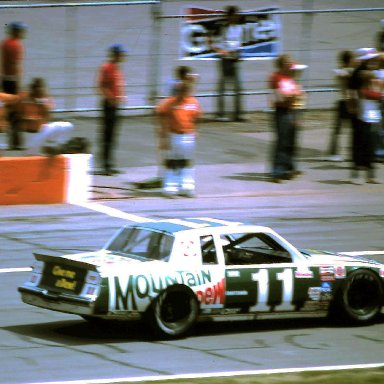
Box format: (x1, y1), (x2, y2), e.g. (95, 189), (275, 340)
(301, 249), (382, 266)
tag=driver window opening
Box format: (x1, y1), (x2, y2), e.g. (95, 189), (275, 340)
(222, 233), (292, 265)
(200, 235), (218, 264)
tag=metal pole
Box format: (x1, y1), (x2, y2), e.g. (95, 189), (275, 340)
(147, 0), (162, 105)
(65, 6), (77, 111)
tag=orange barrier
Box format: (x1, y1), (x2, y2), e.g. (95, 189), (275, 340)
(0, 155), (92, 205)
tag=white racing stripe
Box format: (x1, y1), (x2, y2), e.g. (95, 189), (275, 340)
(23, 362), (384, 384)
(342, 251), (384, 256)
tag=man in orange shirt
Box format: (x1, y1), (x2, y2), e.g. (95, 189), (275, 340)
(156, 82), (201, 197)
(1, 21), (27, 150)
(97, 44), (127, 175)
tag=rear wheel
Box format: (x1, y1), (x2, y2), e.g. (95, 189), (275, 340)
(332, 269), (383, 324)
(147, 285), (199, 339)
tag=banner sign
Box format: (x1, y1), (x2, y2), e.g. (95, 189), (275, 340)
(180, 7), (281, 60)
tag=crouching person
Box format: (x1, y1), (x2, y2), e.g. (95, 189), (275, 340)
(26, 121), (74, 156)
(156, 83), (201, 197)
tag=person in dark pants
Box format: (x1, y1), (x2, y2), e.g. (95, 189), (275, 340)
(327, 50), (356, 161)
(97, 44), (127, 175)
(211, 5), (246, 122)
(269, 54), (304, 183)
(349, 51), (382, 184)
(1, 21), (27, 150)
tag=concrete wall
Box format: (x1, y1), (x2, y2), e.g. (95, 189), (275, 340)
(0, 0), (382, 113)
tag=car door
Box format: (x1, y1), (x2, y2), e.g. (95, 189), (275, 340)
(222, 232), (315, 313)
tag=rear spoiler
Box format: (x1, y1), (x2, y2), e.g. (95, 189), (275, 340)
(33, 253), (99, 272)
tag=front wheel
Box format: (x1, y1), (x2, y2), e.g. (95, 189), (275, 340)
(331, 269), (383, 324)
(147, 285), (199, 339)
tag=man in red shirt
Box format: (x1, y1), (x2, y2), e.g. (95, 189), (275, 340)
(1, 21), (27, 150)
(97, 44), (127, 175)
(269, 54), (304, 183)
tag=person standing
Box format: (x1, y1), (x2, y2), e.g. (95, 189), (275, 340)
(350, 52), (383, 184)
(376, 19), (384, 52)
(0, 91), (21, 134)
(1, 21), (27, 150)
(156, 82), (201, 197)
(97, 44), (127, 175)
(212, 5), (246, 122)
(168, 65), (198, 96)
(327, 50), (356, 161)
(269, 54), (304, 183)
(349, 49), (382, 184)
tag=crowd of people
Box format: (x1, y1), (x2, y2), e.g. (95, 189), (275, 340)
(1, 7), (384, 197)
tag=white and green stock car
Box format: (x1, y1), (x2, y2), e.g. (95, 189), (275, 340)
(19, 218), (384, 339)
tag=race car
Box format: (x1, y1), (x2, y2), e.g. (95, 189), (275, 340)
(19, 217), (384, 339)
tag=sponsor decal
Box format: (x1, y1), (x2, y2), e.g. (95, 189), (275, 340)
(295, 269), (314, 278)
(308, 284), (333, 302)
(52, 265), (77, 291)
(334, 265), (346, 279)
(180, 7), (281, 60)
(110, 269), (223, 311)
(308, 287), (321, 301)
(226, 270), (240, 277)
(225, 290), (248, 296)
(195, 278), (225, 305)
(320, 266), (335, 282)
(321, 282), (332, 292)
(181, 241), (197, 257)
(52, 265), (76, 279)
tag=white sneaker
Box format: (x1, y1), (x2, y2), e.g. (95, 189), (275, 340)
(366, 178), (381, 184)
(327, 155), (344, 162)
(351, 177), (364, 185)
(215, 116), (231, 122)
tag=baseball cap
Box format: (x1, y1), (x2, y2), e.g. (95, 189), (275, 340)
(109, 44), (127, 55)
(8, 21), (27, 31)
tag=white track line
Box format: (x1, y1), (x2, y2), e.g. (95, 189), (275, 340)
(23, 362), (384, 384)
(0, 267), (32, 273)
(74, 202), (154, 223)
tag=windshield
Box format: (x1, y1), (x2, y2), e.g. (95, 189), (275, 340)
(106, 227), (174, 262)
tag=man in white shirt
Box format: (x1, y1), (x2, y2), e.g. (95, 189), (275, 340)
(213, 5), (246, 122)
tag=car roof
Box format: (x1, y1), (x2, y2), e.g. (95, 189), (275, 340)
(130, 217), (269, 234)
(131, 217), (245, 234)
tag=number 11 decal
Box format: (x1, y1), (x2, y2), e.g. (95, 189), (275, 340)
(249, 268), (295, 312)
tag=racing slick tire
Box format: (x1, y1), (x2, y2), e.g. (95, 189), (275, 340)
(146, 285), (199, 339)
(330, 269), (383, 325)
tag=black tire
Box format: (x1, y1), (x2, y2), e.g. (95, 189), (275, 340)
(332, 269), (383, 324)
(147, 285), (199, 339)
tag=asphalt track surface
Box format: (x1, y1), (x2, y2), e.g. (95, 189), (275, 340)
(2, 112), (384, 383)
